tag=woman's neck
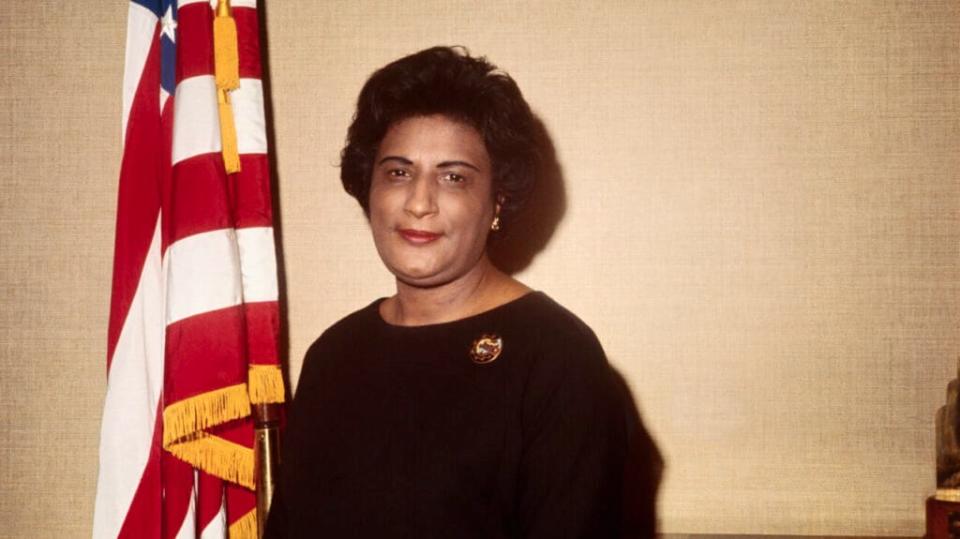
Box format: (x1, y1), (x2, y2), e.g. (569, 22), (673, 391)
(381, 256), (530, 326)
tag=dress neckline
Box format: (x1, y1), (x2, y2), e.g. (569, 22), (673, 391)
(371, 290), (544, 331)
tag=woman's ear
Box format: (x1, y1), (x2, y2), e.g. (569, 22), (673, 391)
(495, 193), (506, 216)
(490, 194), (506, 232)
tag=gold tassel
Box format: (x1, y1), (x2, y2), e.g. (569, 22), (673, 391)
(214, 0), (241, 173)
(218, 89), (242, 174)
(166, 433), (256, 490)
(162, 383), (251, 447)
(248, 364), (286, 404)
(213, 0), (240, 91)
(229, 509), (258, 539)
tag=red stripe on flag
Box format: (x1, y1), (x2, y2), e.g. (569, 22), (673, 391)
(234, 7), (262, 79)
(235, 154), (274, 227)
(164, 305), (247, 403)
(212, 417), (255, 446)
(116, 404), (164, 539)
(161, 450), (195, 539)
(244, 301), (280, 365)
(226, 475), (257, 524)
(164, 153), (275, 248)
(176, 4), (214, 82)
(177, 4), (263, 82)
(166, 155), (235, 245)
(197, 472), (224, 533)
(107, 24), (164, 367)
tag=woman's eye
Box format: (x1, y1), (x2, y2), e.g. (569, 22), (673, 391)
(442, 172), (465, 183)
(387, 169), (410, 180)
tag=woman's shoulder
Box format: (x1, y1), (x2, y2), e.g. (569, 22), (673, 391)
(303, 298), (385, 356)
(514, 292), (605, 355)
(512, 294), (622, 442)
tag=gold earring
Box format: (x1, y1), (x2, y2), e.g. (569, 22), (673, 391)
(491, 216), (501, 231)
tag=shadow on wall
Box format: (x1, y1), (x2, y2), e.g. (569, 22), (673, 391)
(488, 116), (664, 535)
(489, 115), (568, 274)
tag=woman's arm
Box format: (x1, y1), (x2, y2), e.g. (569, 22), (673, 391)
(514, 332), (627, 538)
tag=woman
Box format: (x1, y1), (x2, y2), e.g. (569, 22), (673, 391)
(266, 46), (630, 538)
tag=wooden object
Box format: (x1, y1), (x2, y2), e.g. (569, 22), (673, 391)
(927, 496), (960, 539)
(254, 403), (282, 538)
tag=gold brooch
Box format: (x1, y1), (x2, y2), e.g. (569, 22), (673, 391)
(469, 334), (503, 364)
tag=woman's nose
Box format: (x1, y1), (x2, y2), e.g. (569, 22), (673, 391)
(403, 176), (438, 218)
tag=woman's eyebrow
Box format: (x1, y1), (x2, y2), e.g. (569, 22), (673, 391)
(377, 155), (413, 166)
(437, 160), (481, 172)
(377, 156), (482, 172)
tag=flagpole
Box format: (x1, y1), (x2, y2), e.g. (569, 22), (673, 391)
(254, 403), (281, 537)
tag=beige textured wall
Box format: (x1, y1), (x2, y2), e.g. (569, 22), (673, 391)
(1, 1), (957, 536)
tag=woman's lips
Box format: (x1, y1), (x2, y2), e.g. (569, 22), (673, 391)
(398, 228), (442, 244)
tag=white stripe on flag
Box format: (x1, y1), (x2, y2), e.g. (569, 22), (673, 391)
(173, 481), (197, 539)
(122, 3), (159, 142)
(172, 76), (221, 165)
(233, 78), (268, 155)
(93, 218), (165, 539)
(165, 228), (243, 325)
(199, 499), (227, 539)
(172, 76), (267, 165)
(237, 226), (279, 302)
(160, 88), (171, 120)
(178, 0), (258, 8)
(180, 0), (258, 8)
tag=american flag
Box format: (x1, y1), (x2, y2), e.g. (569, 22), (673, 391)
(93, 1), (284, 537)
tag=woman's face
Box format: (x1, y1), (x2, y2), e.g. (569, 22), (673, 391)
(369, 114), (496, 288)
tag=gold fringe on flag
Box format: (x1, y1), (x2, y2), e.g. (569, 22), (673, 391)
(248, 364), (285, 404)
(162, 383), (251, 447)
(229, 509), (258, 539)
(214, 0), (241, 173)
(166, 433), (256, 490)
(161, 370), (285, 488)
(162, 383), (255, 487)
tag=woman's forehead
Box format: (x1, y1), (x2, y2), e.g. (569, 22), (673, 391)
(377, 115), (490, 168)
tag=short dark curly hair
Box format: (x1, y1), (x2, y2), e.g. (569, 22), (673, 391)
(340, 46), (540, 235)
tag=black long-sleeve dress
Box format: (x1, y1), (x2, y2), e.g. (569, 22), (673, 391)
(265, 291), (630, 538)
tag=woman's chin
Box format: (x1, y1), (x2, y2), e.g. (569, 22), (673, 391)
(385, 251), (492, 290)
(383, 260), (443, 286)
(394, 270), (451, 289)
